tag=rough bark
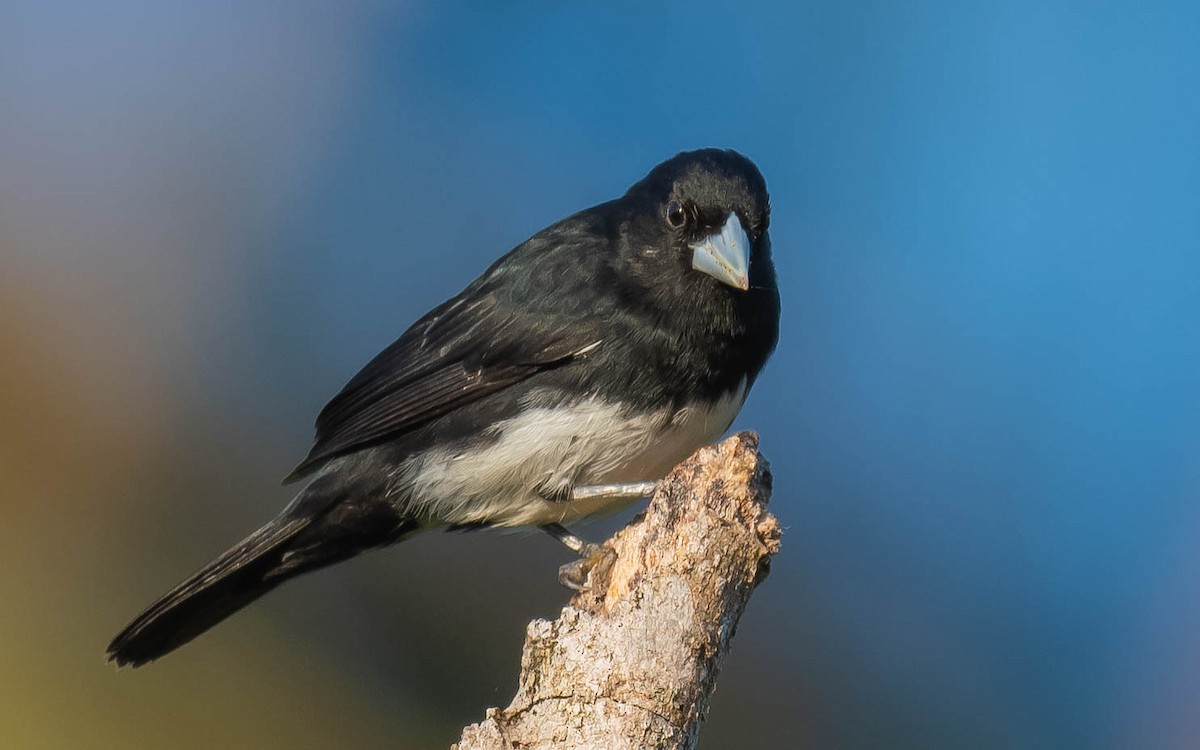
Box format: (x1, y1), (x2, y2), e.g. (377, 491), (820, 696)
(454, 431), (781, 750)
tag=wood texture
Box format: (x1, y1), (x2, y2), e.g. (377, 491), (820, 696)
(455, 432), (780, 750)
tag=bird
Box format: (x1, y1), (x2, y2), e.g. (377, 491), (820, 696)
(107, 147), (780, 667)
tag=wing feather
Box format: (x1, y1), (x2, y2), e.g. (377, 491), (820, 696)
(284, 281), (601, 483)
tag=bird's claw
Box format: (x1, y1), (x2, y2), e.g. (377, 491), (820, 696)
(557, 543), (614, 591)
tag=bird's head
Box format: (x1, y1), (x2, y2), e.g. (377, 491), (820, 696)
(620, 148), (771, 293)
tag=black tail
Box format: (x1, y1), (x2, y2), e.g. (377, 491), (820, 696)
(107, 480), (414, 668)
(106, 517), (311, 667)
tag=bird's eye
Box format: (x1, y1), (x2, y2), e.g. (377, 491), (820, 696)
(665, 200), (687, 229)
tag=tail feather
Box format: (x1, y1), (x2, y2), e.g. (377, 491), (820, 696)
(108, 472), (417, 668)
(106, 517), (311, 668)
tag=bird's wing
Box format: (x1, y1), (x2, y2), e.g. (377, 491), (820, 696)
(284, 273), (603, 483)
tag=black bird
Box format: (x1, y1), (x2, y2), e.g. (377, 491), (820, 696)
(107, 148), (780, 667)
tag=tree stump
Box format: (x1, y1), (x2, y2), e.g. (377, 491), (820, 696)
(455, 432), (781, 750)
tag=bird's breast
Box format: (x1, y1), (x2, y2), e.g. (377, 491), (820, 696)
(394, 378), (748, 528)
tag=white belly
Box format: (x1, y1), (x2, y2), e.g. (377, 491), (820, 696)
(396, 378), (748, 527)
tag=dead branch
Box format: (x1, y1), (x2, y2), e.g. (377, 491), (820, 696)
(454, 432), (781, 750)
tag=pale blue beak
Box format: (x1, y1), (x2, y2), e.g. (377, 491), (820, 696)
(690, 212), (750, 291)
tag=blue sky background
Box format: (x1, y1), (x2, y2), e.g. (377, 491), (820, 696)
(3, 1), (1199, 747)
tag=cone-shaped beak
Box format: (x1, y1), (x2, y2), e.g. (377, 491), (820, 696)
(690, 212), (750, 290)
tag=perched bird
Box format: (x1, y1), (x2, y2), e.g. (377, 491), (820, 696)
(107, 148), (780, 667)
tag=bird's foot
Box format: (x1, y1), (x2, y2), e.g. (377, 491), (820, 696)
(542, 523), (618, 591)
(557, 542), (615, 592)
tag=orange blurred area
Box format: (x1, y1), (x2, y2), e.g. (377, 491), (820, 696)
(0, 264), (431, 747)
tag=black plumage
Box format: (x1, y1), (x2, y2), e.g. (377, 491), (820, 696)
(108, 148), (780, 667)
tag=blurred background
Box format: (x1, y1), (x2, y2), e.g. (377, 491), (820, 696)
(2, 1), (1198, 747)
